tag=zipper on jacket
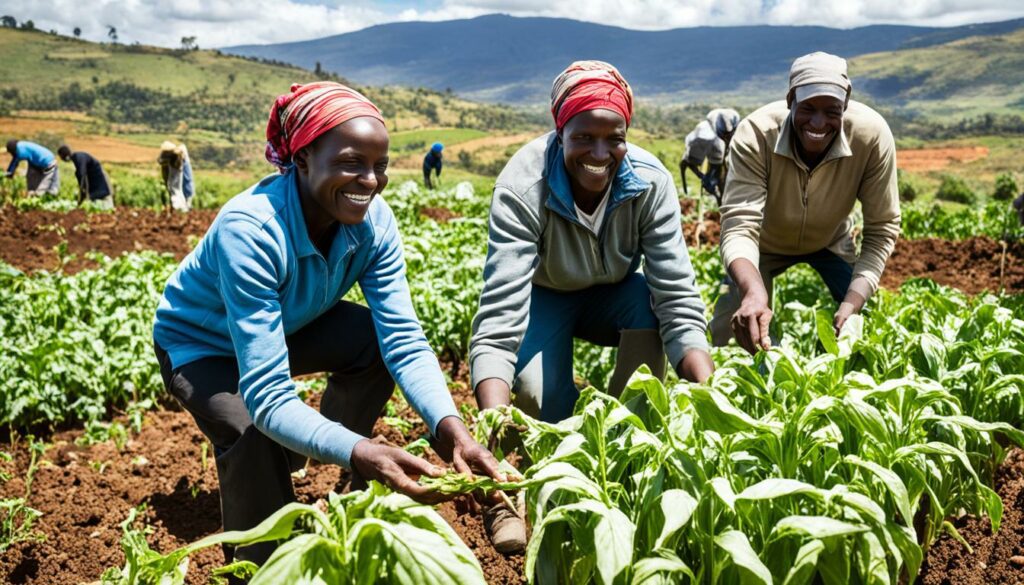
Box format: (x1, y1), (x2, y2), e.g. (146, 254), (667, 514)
(798, 171), (809, 250)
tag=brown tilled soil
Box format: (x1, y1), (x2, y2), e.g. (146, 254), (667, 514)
(881, 237), (1024, 295)
(0, 207), (218, 274)
(919, 448), (1024, 584)
(0, 369), (524, 585)
(3, 205), (1022, 294)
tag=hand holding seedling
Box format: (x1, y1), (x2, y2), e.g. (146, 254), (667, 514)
(350, 437), (450, 505)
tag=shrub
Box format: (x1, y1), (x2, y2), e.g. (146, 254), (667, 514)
(935, 174), (977, 205)
(993, 173), (1018, 201)
(897, 169), (917, 202)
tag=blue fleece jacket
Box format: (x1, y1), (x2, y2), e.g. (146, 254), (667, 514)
(153, 169), (459, 468)
(6, 141), (55, 175)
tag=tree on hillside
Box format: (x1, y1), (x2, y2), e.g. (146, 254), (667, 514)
(180, 36), (197, 51)
(73, 26), (81, 38)
(107, 25), (117, 43)
(20, 19), (35, 31)
(0, 16), (16, 28)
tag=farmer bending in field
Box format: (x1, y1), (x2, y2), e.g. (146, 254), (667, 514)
(58, 145), (114, 209)
(152, 82), (506, 567)
(423, 141), (443, 189)
(713, 52), (901, 354)
(679, 108), (740, 205)
(5, 139), (60, 196)
(158, 140), (194, 211)
(470, 61), (715, 553)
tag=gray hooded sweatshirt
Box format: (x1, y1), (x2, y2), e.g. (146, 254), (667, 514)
(469, 132), (709, 390)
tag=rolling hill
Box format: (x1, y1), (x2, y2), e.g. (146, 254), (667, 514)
(851, 28), (1024, 118)
(225, 14), (1024, 108)
(0, 27), (543, 145)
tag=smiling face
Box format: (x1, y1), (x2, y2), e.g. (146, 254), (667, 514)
(791, 95), (844, 164)
(294, 116), (390, 227)
(559, 108), (628, 200)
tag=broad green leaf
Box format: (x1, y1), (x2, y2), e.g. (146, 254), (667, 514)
(816, 310), (839, 356)
(781, 539), (825, 585)
(709, 477), (737, 511)
(632, 551), (696, 584)
(250, 533), (342, 585)
(736, 478), (823, 502)
(653, 489), (699, 549)
(844, 456), (914, 526)
(714, 529), (773, 585)
(771, 515), (869, 540)
(686, 385), (775, 434)
(921, 414), (1024, 447)
(525, 500), (634, 585)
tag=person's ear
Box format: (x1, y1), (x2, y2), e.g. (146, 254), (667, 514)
(293, 146), (311, 174)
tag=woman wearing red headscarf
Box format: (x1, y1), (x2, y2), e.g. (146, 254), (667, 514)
(469, 62), (715, 551)
(152, 82), (504, 566)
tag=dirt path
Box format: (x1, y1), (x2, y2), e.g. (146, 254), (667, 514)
(898, 146), (989, 173)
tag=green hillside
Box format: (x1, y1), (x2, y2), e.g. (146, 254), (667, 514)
(0, 28), (542, 145)
(852, 28), (1024, 119)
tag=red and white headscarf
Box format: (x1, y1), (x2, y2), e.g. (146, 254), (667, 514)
(550, 61), (633, 132)
(265, 81), (384, 172)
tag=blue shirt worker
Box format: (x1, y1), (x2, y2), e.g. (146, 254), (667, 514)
(152, 82), (506, 566)
(58, 145), (114, 209)
(423, 142), (443, 189)
(6, 140), (60, 196)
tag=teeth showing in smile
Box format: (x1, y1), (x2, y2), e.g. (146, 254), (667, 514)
(804, 129), (829, 140)
(342, 192), (372, 204)
(582, 163), (609, 174)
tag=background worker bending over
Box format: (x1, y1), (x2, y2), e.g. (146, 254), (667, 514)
(679, 108), (740, 204)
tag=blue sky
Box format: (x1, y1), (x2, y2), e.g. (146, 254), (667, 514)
(4, 0), (1024, 48)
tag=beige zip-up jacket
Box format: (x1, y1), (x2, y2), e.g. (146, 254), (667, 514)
(720, 100), (900, 296)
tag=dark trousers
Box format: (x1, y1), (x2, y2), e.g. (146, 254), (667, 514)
(154, 301), (395, 565)
(423, 167), (436, 189)
(710, 248), (854, 346)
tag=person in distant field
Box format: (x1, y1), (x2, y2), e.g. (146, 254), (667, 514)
(679, 108), (740, 204)
(58, 145), (114, 209)
(153, 82), (506, 567)
(469, 60), (715, 553)
(5, 140), (60, 196)
(423, 142), (443, 189)
(712, 52), (901, 354)
(158, 141), (195, 211)
(1013, 192), (1024, 229)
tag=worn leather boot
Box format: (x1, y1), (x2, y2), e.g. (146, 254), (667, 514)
(483, 499), (527, 554)
(607, 329), (667, 398)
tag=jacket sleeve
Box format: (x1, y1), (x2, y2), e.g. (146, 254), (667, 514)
(719, 119), (768, 271)
(358, 201), (460, 436)
(215, 216), (366, 468)
(853, 121), (901, 296)
(639, 170), (710, 368)
(468, 186), (542, 390)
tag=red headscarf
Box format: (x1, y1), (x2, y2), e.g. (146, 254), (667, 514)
(550, 61), (633, 132)
(265, 81), (384, 172)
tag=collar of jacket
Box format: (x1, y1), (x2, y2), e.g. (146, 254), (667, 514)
(543, 136), (651, 222)
(280, 167), (371, 261)
(774, 112), (853, 171)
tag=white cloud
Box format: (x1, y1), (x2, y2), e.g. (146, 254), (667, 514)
(2, 0), (1023, 47)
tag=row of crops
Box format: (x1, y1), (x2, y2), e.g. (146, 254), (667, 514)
(2, 181), (1023, 583)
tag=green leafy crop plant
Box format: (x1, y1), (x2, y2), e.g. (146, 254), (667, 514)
(473, 295), (1022, 584)
(101, 482), (488, 585)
